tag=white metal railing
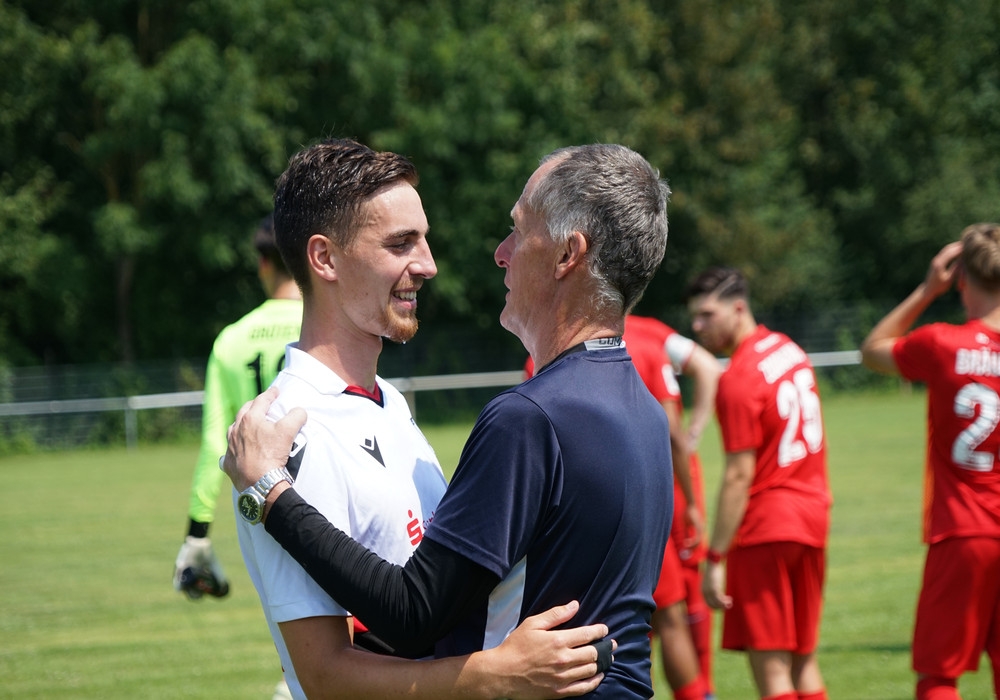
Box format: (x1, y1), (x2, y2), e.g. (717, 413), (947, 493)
(0, 352), (861, 450)
(0, 373), (527, 450)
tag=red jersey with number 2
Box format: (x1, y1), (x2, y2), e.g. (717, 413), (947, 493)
(893, 320), (1000, 544)
(716, 325), (831, 548)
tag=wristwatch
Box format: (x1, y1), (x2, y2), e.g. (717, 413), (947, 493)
(237, 467), (293, 525)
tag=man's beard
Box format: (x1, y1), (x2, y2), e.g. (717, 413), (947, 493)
(382, 313), (419, 344)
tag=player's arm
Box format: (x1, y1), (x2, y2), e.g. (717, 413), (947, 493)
(174, 349), (231, 597)
(662, 399), (703, 547)
(665, 332), (721, 452)
(269, 500), (500, 655)
(223, 391), (614, 670)
(189, 350), (234, 527)
(283, 605), (609, 700)
(222, 392), (484, 650)
(702, 449), (754, 610)
(221, 391), (521, 650)
(265, 491), (616, 676)
(861, 240), (962, 375)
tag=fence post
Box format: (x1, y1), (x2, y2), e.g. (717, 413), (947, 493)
(125, 402), (138, 451)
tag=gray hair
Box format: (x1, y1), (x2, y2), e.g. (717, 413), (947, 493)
(526, 144), (670, 315)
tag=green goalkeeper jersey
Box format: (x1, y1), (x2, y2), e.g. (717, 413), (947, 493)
(187, 298), (302, 525)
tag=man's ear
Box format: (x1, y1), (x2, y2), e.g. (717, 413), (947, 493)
(306, 234), (338, 282)
(554, 230), (589, 280)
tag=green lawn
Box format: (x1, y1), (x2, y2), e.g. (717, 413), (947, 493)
(1, 390), (994, 698)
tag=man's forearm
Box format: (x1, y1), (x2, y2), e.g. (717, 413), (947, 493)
(284, 617), (508, 700)
(709, 451), (754, 554)
(265, 488), (498, 654)
(862, 240), (961, 374)
(291, 619), (605, 700)
(860, 284), (933, 374)
(683, 346), (721, 448)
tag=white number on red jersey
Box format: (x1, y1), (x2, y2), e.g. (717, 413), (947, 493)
(952, 382), (1000, 472)
(776, 368), (824, 467)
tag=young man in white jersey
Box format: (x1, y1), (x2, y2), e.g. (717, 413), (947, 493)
(233, 138), (611, 699)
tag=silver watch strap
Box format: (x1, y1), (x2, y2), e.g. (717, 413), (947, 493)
(253, 467), (293, 499)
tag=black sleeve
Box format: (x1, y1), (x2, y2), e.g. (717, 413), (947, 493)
(264, 488), (500, 656)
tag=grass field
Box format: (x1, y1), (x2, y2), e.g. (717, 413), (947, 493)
(1, 390), (995, 698)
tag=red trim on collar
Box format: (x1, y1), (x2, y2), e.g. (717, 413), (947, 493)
(344, 383), (383, 403)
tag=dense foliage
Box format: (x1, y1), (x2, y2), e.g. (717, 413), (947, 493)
(2, 0), (998, 367)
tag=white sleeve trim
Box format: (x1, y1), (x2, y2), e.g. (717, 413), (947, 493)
(665, 333), (695, 373)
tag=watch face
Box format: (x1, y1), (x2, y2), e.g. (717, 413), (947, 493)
(238, 493), (261, 523)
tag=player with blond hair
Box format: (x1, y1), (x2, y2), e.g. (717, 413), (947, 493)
(862, 223), (1000, 700)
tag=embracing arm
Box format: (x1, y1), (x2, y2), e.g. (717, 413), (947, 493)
(266, 488), (498, 655)
(221, 390), (493, 652)
(222, 387), (614, 686)
(286, 603), (609, 700)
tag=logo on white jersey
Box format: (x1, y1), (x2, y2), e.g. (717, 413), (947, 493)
(287, 437), (307, 478)
(361, 435), (385, 467)
(407, 509), (424, 545)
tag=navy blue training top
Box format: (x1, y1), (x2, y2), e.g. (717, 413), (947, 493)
(426, 346), (673, 698)
(264, 345), (674, 696)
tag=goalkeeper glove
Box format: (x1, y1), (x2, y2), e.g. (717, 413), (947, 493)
(173, 536), (230, 599)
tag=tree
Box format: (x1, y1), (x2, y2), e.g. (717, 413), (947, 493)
(776, 0), (1000, 301)
(1, 1), (299, 364)
(2, 0), (997, 369)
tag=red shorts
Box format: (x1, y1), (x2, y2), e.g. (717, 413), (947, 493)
(913, 536), (1000, 677)
(652, 540), (687, 609)
(722, 542), (825, 654)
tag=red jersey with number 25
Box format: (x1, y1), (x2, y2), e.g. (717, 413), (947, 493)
(893, 320), (1000, 544)
(717, 325), (831, 549)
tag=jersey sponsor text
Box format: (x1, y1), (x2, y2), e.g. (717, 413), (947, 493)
(249, 324), (301, 340)
(955, 347), (1000, 377)
(757, 341), (808, 384)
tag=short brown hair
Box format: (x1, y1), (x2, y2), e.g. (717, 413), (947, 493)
(960, 223), (1000, 293)
(272, 138), (418, 293)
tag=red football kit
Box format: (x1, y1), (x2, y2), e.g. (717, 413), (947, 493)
(716, 325), (831, 653)
(717, 325), (831, 548)
(893, 320), (1000, 543)
(893, 320), (1000, 679)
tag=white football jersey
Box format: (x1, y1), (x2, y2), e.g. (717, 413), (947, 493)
(236, 344), (447, 699)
